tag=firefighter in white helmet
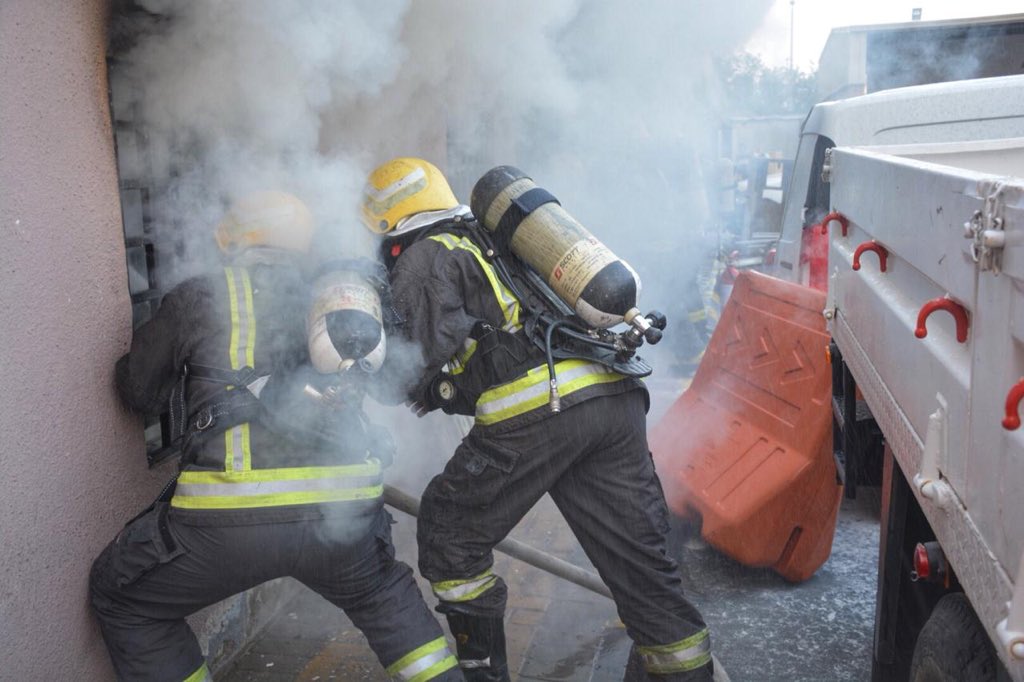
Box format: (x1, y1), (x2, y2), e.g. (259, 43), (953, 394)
(89, 191), (461, 682)
(363, 159), (713, 681)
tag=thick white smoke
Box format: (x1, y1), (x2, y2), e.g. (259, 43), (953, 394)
(113, 0), (772, 274)
(109, 0), (774, 495)
(112, 0), (412, 277)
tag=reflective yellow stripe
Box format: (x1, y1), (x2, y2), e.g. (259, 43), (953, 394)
(172, 462), (384, 510)
(224, 423), (252, 474)
(425, 234), (625, 425)
(386, 636), (459, 681)
(170, 486), (383, 510)
(178, 461), (382, 483)
(408, 656), (460, 682)
(428, 234), (521, 332)
(178, 269), (384, 511)
(241, 269), (256, 367)
(181, 662), (212, 682)
(448, 338), (477, 376)
(637, 629), (712, 674)
(223, 267), (255, 472)
(475, 360), (625, 425)
(225, 267), (242, 369)
(431, 569), (498, 603)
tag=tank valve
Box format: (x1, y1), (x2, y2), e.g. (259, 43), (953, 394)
(646, 309), (668, 332)
(624, 308), (665, 346)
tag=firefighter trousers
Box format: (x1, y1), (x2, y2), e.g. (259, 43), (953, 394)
(90, 505), (461, 682)
(417, 389), (712, 680)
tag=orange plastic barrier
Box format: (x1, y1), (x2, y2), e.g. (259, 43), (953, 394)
(650, 270), (841, 582)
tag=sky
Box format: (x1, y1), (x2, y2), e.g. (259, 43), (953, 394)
(746, 0), (1024, 70)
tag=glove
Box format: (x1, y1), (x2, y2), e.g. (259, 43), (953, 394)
(406, 373), (464, 418)
(405, 398), (435, 418)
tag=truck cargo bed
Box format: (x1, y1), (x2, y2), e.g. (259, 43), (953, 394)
(827, 140), (1024, 679)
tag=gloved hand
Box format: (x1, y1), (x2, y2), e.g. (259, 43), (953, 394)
(405, 398), (434, 418)
(406, 373), (462, 417)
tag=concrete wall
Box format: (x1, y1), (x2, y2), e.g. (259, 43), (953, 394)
(0, 2), (299, 678)
(0, 1), (162, 677)
(0, 2), (217, 678)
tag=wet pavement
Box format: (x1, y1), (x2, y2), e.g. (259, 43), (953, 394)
(219, 374), (881, 681)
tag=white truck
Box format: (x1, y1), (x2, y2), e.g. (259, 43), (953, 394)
(768, 76), (1024, 680)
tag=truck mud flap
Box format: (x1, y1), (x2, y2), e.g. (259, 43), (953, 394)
(650, 270), (841, 582)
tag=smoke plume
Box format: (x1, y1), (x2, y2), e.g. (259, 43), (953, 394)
(108, 0), (774, 487)
(111, 0), (771, 277)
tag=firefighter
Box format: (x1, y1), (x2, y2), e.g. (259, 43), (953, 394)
(89, 191), (462, 682)
(362, 159), (714, 681)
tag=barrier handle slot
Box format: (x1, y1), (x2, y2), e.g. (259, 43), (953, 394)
(819, 210), (849, 236)
(853, 241), (889, 272)
(915, 298), (970, 343)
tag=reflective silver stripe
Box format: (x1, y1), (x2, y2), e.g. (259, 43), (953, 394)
(386, 636), (458, 681)
(176, 473), (383, 498)
(459, 658), (491, 670)
(638, 630), (712, 674)
(448, 337), (477, 375)
(225, 267), (255, 472)
(431, 573), (497, 602)
(476, 362), (612, 417)
(393, 646), (455, 680)
(228, 267), (254, 370)
(365, 166), (426, 203)
(229, 425), (245, 472)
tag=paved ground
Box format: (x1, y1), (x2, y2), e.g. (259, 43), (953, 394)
(219, 373), (882, 681)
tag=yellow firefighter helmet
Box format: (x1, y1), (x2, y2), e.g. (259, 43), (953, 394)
(361, 157), (458, 234)
(215, 191), (315, 254)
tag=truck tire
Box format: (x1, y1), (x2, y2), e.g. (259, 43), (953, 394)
(909, 593), (999, 682)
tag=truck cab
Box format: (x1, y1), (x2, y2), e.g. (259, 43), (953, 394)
(767, 75), (1024, 289)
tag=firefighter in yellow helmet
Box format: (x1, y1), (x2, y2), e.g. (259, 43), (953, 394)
(89, 190), (461, 682)
(363, 159), (713, 681)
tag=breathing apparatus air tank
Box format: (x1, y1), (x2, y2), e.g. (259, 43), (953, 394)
(470, 166), (651, 336)
(307, 267), (386, 375)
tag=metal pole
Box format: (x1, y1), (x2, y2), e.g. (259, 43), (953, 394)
(383, 484), (613, 600)
(789, 0), (795, 70)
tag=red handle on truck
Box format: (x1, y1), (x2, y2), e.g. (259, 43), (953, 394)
(914, 298), (969, 343)
(818, 211), (849, 237)
(852, 241), (888, 272)
(1003, 380), (1024, 430)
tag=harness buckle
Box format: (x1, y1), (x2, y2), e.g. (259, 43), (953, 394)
(194, 409), (214, 431)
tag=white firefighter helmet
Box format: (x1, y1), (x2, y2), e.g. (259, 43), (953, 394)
(215, 191), (315, 254)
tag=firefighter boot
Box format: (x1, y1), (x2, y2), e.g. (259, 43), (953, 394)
(446, 613), (510, 682)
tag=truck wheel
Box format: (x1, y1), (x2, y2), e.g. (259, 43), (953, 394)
(909, 593), (999, 682)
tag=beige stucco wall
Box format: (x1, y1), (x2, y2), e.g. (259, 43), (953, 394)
(0, 1), (169, 677)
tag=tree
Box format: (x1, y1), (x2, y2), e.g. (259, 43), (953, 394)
(714, 52), (818, 116)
